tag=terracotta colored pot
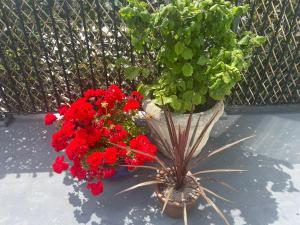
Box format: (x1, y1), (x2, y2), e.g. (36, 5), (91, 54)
(155, 183), (199, 218)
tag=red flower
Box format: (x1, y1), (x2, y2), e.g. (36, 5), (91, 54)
(45, 113), (57, 125)
(116, 142), (127, 158)
(60, 121), (75, 138)
(124, 157), (141, 171)
(52, 155), (69, 174)
(130, 91), (143, 102)
(106, 84), (125, 103)
(74, 127), (102, 148)
(66, 137), (88, 160)
(123, 99), (140, 112)
(51, 131), (68, 152)
(109, 125), (128, 143)
(103, 168), (116, 179)
(70, 160), (86, 180)
(83, 89), (97, 98)
(130, 135), (157, 163)
(64, 98), (96, 126)
(87, 152), (105, 169)
(102, 127), (110, 138)
(87, 181), (104, 196)
(136, 143), (157, 163)
(86, 127), (102, 147)
(58, 104), (69, 115)
(84, 88), (105, 99)
(104, 147), (118, 165)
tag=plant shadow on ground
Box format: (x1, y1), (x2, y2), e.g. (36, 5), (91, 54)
(64, 113), (300, 225)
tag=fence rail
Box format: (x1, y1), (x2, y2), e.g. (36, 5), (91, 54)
(0, 0), (299, 113)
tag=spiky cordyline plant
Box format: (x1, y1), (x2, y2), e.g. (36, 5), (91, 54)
(113, 107), (253, 225)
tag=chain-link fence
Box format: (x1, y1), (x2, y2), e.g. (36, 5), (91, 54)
(0, 0), (299, 113)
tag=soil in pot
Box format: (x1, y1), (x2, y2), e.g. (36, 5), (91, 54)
(193, 97), (218, 113)
(155, 174), (201, 218)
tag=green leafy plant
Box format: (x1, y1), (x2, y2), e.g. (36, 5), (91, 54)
(120, 0), (266, 112)
(114, 106), (253, 225)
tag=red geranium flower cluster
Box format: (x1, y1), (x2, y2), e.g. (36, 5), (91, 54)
(45, 85), (157, 196)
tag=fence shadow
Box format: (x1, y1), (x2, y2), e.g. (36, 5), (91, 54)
(0, 115), (55, 179)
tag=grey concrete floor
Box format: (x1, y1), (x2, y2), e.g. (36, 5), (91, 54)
(0, 112), (300, 225)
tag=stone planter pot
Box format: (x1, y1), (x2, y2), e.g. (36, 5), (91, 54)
(142, 100), (224, 157)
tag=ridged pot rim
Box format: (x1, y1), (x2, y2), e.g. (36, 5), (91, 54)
(142, 99), (224, 120)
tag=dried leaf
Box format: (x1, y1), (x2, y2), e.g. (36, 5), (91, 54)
(183, 202), (188, 225)
(192, 136), (254, 168)
(200, 177), (238, 192)
(199, 187), (230, 225)
(202, 187), (232, 202)
(193, 169), (246, 175)
(115, 180), (163, 196)
(161, 187), (173, 214)
(207, 136), (254, 158)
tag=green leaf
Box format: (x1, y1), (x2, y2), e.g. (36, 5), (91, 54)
(182, 91), (203, 105)
(209, 79), (226, 100)
(232, 5), (249, 16)
(186, 79), (193, 89)
(137, 84), (150, 96)
(197, 56), (209, 66)
(124, 66), (140, 80)
(182, 48), (193, 60)
(171, 63), (182, 75)
(131, 36), (144, 52)
(182, 63), (193, 77)
(182, 90), (193, 100)
(177, 80), (186, 91)
(209, 4), (219, 11)
(170, 97), (182, 111)
(160, 96), (173, 104)
(199, 83), (208, 95)
(251, 36), (266, 46)
(184, 36), (191, 45)
(115, 58), (130, 66)
(141, 68), (150, 77)
(175, 41), (185, 55)
(183, 101), (192, 111)
(192, 94), (203, 105)
(238, 35), (250, 46)
(222, 72), (231, 84)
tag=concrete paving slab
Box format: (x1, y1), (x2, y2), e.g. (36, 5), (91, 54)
(0, 112), (299, 225)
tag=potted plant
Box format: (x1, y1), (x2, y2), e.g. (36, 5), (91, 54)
(115, 107), (253, 224)
(120, 0), (265, 156)
(44, 85), (157, 196)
